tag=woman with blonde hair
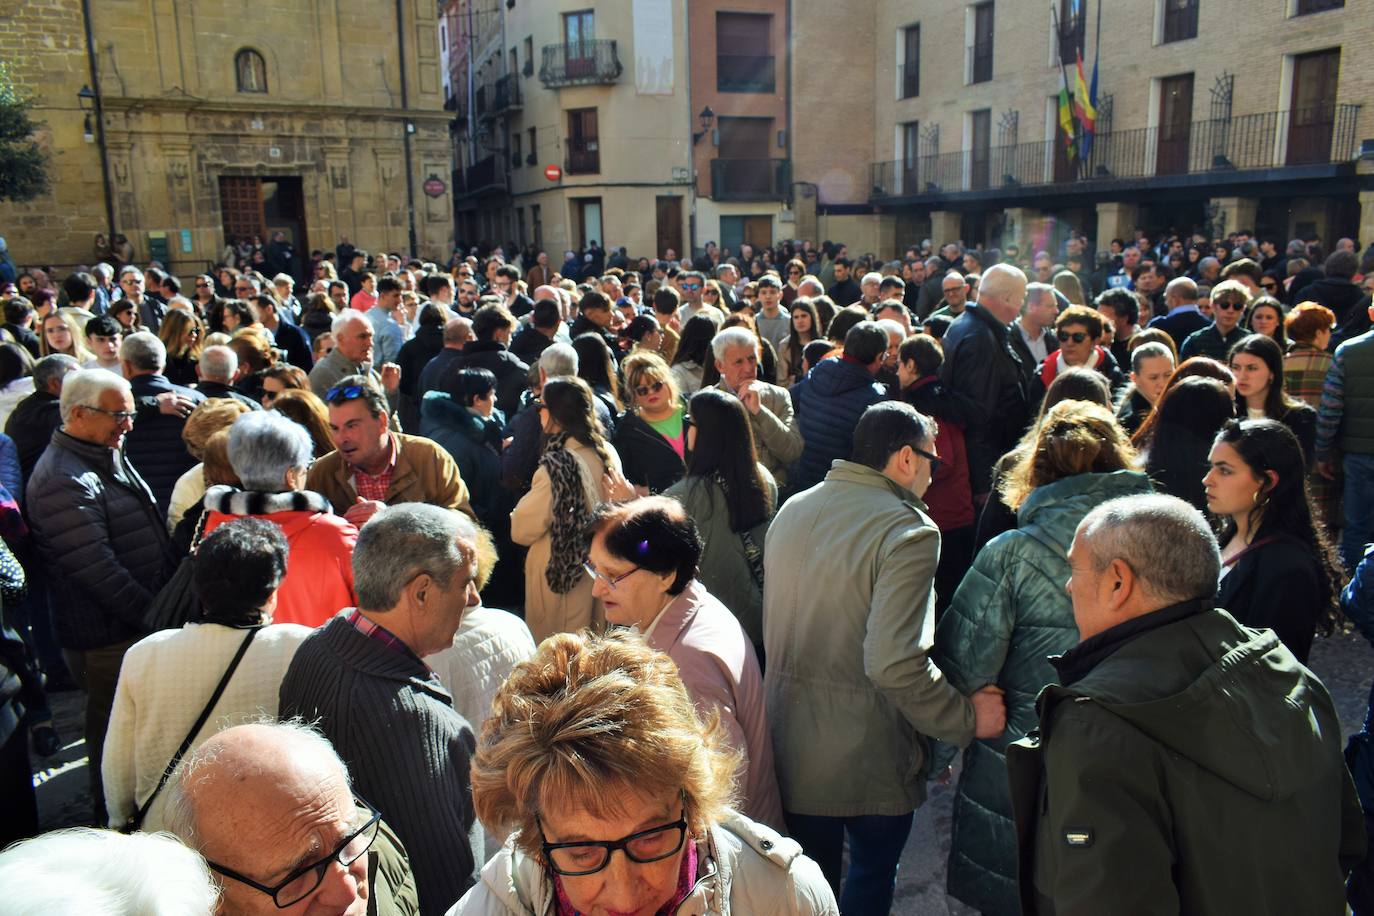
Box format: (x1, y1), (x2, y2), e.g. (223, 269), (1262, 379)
(454, 630), (835, 915)
(157, 308), (204, 387)
(511, 376), (628, 641)
(614, 351), (688, 494)
(39, 310), (94, 364)
(166, 398), (253, 533)
(934, 400), (1150, 916)
(1051, 269), (1086, 306)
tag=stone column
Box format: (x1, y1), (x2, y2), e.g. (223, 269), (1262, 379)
(1209, 196), (1259, 237)
(1358, 190), (1374, 252)
(1094, 201), (1139, 254)
(930, 210), (961, 247)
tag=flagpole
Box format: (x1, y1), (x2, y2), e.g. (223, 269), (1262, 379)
(1049, 3), (1079, 170)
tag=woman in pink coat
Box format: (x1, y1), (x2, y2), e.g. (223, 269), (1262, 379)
(586, 496), (785, 830)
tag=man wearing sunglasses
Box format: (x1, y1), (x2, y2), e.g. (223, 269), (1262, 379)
(1179, 280), (1250, 361)
(166, 721), (418, 915)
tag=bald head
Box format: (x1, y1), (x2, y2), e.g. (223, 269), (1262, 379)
(443, 316), (473, 348)
(1165, 276), (1198, 307)
(977, 263), (1028, 323)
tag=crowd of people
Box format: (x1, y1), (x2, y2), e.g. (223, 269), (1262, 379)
(0, 223), (1372, 914)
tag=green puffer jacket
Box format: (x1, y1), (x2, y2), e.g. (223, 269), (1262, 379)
(932, 469), (1153, 916)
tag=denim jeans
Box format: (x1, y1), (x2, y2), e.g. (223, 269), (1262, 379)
(1342, 453), (1374, 572)
(786, 810), (914, 915)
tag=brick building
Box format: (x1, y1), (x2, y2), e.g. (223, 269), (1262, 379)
(791, 0), (1374, 256)
(1, 0), (453, 274)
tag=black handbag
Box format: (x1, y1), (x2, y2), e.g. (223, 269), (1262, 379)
(121, 626), (259, 833)
(143, 509), (210, 632)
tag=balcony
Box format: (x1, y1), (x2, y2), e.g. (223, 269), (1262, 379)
(459, 155), (506, 198)
(480, 74), (521, 123)
(1162, 0), (1199, 42)
(717, 54), (776, 93)
(566, 139), (600, 175)
(869, 104), (1362, 201)
(968, 40), (993, 84)
(540, 40), (622, 87)
(710, 158), (791, 201)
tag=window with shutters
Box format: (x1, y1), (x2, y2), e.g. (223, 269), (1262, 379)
(235, 49), (267, 93)
(717, 13), (774, 93)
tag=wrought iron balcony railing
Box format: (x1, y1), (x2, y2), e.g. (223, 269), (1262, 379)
(710, 159), (791, 201)
(540, 40), (622, 87)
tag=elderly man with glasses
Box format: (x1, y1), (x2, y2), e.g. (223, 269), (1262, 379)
(164, 721), (419, 915)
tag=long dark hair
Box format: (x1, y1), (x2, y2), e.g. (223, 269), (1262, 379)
(784, 298), (822, 380)
(541, 376), (615, 471)
(1212, 418), (1342, 635)
(1141, 376), (1235, 511)
(686, 389), (772, 532)
(1131, 356), (1235, 450)
(672, 314), (717, 367)
(571, 333), (622, 412)
(1227, 333), (1298, 420)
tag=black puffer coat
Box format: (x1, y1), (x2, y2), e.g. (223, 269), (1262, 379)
(126, 373), (205, 514)
(26, 431), (172, 650)
(613, 410), (688, 494)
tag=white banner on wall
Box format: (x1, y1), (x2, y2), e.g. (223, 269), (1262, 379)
(632, 0), (674, 95)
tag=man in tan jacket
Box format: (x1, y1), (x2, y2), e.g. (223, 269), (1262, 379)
(307, 375), (472, 527)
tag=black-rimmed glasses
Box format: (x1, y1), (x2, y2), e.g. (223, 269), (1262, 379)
(914, 446), (942, 475)
(81, 405), (137, 423)
(206, 797), (381, 909)
(540, 808), (688, 876)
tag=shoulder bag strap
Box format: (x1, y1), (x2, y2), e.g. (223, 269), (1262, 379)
(124, 627), (260, 832)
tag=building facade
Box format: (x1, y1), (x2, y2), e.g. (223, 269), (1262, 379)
(793, 0), (1374, 255)
(2, 0), (452, 274)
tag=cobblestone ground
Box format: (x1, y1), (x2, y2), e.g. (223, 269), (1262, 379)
(33, 630), (1374, 913)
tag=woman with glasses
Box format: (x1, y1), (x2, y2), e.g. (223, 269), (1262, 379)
(1027, 305), (1126, 408)
(613, 352), (688, 495)
(778, 299), (822, 387)
(1244, 296), (1287, 351)
(663, 389), (775, 657)
(1228, 333), (1317, 467)
(701, 278), (727, 314)
(511, 376), (628, 642)
(157, 309), (204, 387)
(584, 499), (784, 829)
(934, 400), (1149, 916)
(102, 518), (313, 833)
(455, 629), (834, 915)
(782, 258), (807, 307)
(260, 363), (310, 408)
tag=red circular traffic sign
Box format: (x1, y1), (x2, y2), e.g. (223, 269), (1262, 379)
(544, 164), (562, 182)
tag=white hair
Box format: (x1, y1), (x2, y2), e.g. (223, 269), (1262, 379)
(119, 331), (166, 372)
(197, 345), (237, 383)
(167, 296), (196, 313)
(0, 828), (217, 915)
(59, 368), (132, 424)
(93, 263), (114, 281)
(331, 307), (371, 336)
(876, 318), (906, 340)
(711, 327), (758, 361)
(861, 271), (884, 286)
(539, 342), (578, 378)
(227, 410), (314, 491)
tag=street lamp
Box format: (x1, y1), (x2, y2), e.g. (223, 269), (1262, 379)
(693, 106), (715, 145)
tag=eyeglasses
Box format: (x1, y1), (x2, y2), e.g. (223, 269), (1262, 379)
(703, 290), (718, 298)
(540, 806), (688, 877)
(1057, 330), (1089, 343)
(681, 283), (702, 291)
(634, 379), (666, 398)
(324, 384), (366, 403)
(582, 562), (641, 590)
(207, 797), (381, 909)
(1260, 282), (1278, 291)
(81, 405), (137, 423)
(914, 445), (942, 474)
(1214, 300), (1246, 312)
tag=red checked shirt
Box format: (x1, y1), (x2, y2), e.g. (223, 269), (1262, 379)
(345, 609), (429, 670)
(352, 434), (397, 502)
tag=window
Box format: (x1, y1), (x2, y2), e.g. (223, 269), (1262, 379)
(523, 37), (534, 76)
(527, 126), (538, 165)
(1156, 73), (1194, 175)
(1287, 48), (1340, 165)
(1057, 0), (1084, 65)
(531, 204), (542, 248)
(970, 3), (994, 84)
(567, 108), (599, 174)
(1294, 0), (1343, 13)
(440, 25), (447, 52)
(716, 13), (775, 93)
(512, 132), (522, 167)
(969, 109), (991, 190)
(1162, 0), (1199, 42)
(235, 49), (267, 93)
(901, 26), (920, 99)
(900, 121), (920, 192)
(564, 11), (596, 78)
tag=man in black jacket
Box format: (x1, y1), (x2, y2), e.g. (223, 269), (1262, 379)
(1296, 249), (1372, 347)
(939, 263), (1029, 502)
(119, 332), (205, 514)
(459, 304), (530, 417)
(192, 345), (261, 411)
(6, 354), (77, 485)
(27, 369), (171, 822)
(509, 298), (564, 364)
(3, 296), (41, 359)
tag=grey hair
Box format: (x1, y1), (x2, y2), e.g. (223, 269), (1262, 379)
(33, 353), (79, 393)
(118, 265), (143, 280)
(331, 307), (371, 336)
(1130, 342), (1175, 374)
(539, 342), (578, 378)
(711, 327), (758, 361)
(861, 271), (884, 286)
(227, 411), (314, 491)
(197, 344), (237, 383)
(1076, 494), (1220, 604)
(119, 331), (166, 372)
(163, 719), (351, 850)
(1022, 281), (1054, 314)
(92, 263), (113, 280)
(167, 296), (196, 313)
(59, 368), (132, 423)
(0, 827), (217, 915)
(353, 503), (474, 611)
(876, 318), (906, 340)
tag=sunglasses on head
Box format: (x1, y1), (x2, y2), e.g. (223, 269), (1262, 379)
(635, 379), (666, 398)
(1057, 330), (1089, 343)
(324, 384), (367, 403)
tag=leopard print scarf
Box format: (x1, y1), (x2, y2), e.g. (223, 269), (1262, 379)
(540, 433), (594, 595)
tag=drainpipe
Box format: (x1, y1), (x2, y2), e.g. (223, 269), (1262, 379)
(396, 0), (419, 258)
(80, 0), (116, 240)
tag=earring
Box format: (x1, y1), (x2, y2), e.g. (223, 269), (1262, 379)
(1252, 489), (1266, 507)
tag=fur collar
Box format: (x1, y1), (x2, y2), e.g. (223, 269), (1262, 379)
(203, 484), (333, 516)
